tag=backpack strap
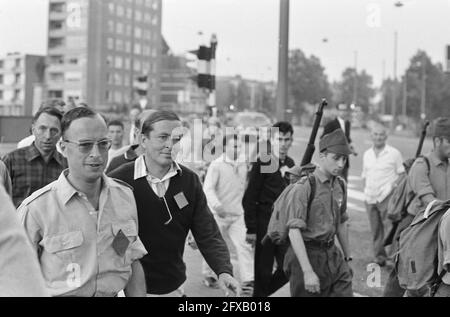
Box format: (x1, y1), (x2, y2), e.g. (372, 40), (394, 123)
(306, 174), (316, 216)
(405, 155), (432, 209)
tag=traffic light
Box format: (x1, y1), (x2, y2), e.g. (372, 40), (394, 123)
(189, 35), (218, 91)
(134, 75), (148, 96)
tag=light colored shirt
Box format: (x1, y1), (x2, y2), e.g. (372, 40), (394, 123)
(129, 123), (136, 145)
(203, 155), (247, 218)
(438, 209), (450, 285)
(0, 160), (12, 197)
(337, 116), (346, 134)
(362, 144), (405, 204)
(17, 170), (148, 297)
(407, 151), (450, 216)
(0, 184), (49, 297)
(286, 169), (348, 242)
(134, 155), (181, 197)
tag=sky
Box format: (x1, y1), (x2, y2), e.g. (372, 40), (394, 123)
(1, 0), (449, 86)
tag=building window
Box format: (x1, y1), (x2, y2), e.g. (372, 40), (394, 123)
(124, 58), (131, 70)
(134, 43), (141, 55)
(116, 5), (124, 17)
(126, 25), (132, 36)
(125, 41), (131, 53)
(144, 13), (151, 23)
(50, 55), (64, 65)
(106, 90), (111, 102)
(49, 20), (64, 30)
(136, 0), (144, 6)
(65, 72), (82, 82)
(108, 20), (114, 33)
(13, 89), (21, 101)
(49, 73), (64, 82)
(134, 60), (141, 72)
(116, 39), (124, 51)
(114, 91), (122, 103)
(108, 2), (115, 14)
(126, 8), (132, 19)
(106, 55), (113, 66)
(49, 37), (64, 49)
(48, 90), (63, 99)
(0, 75), (3, 84)
(143, 45), (150, 56)
(116, 22), (124, 35)
(134, 27), (142, 39)
(15, 59), (21, 68)
(50, 2), (65, 13)
(115, 56), (123, 69)
(135, 11), (142, 22)
(152, 16), (158, 26)
(15, 73), (21, 84)
(0, 91), (3, 99)
(68, 57), (79, 65)
(107, 38), (114, 50)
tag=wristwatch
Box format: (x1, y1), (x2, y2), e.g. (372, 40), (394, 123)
(344, 256), (353, 262)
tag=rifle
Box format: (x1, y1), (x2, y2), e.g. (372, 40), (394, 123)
(299, 99), (328, 173)
(383, 120), (430, 247)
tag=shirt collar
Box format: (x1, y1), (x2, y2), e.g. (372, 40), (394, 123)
(133, 155), (182, 181)
(56, 169), (116, 205)
(314, 168), (332, 184)
(25, 142), (65, 166)
(125, 144), (140, 160)
(429, 150), (448, 167)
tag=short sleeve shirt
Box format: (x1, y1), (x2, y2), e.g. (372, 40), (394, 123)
(17, 171), (148, 297)
(285, 168), (348, 242)
(407, 151), (450, 216)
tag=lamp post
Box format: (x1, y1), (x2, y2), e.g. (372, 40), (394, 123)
(276, 0), (289, 122)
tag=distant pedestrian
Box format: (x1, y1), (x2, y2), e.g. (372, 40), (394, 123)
(129, 105), (142, 146)
(362, 124), (405, 266)
(202, 133), (254, 292)
(2, 107), (67, 207)
(106, 120), (125, 169)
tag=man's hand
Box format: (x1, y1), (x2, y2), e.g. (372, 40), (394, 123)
(218, 273), (241, 297)
(246, 233), (257, 247)
(303, 270), (320, 294)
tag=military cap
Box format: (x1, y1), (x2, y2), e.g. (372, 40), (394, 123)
(319, 128), (352, 155)
(432, 117), (450, 139)
(286, 165), (302, 177)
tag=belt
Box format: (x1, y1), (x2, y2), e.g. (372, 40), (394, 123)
(304, 239), (335, 249)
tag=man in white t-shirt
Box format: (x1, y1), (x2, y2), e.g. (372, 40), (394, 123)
(362, 124), (405, 266)
(106, 120), (125, 169)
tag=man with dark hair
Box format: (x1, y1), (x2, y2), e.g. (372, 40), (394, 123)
(17, 99), (67, 149)
(109, 110), (240, 297)
(18, 107), (147, 297)
(106, 120), (125, 169)
(106, 110), (156, 174)
(243, 121), (295, 297)
(2, 107), (67, 207)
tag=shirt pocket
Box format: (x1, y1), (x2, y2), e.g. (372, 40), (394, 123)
(42, 231), (84, 265)
(111, 220), (138, 266)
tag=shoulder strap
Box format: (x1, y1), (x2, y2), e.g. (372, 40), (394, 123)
(306, 174), (316, 216)
(336, 176), (347, 213)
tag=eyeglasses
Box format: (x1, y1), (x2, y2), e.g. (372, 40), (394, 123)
(63, 139), (112, 154)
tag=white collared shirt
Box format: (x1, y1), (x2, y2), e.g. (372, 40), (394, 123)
(337, 116), (346, 134)
(362, 144), (405, 204)
(134, 155), (181, 197)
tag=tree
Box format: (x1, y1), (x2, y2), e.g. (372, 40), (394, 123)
(288, 49), (332, 117)
(334, 68), (375, 113)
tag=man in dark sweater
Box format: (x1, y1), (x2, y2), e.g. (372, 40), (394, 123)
(243, 121), (295, 297)
(109, 110), (240, 296)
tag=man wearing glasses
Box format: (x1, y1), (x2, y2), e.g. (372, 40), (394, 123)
(2, 107), (67, 207)
(109, 110), (240, 297)
(18, 107), (147, 297)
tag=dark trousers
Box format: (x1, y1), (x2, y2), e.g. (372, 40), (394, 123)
(283, 245), (353, 297)
(253, 211), (288, 297)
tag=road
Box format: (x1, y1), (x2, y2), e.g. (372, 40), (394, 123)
(0, 126), (433, 297)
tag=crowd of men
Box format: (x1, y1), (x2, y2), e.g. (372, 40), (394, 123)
(1, 99), (450, 297)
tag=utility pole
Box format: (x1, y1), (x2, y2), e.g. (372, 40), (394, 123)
(420, 54), (427, 120)
(276, 0), (289, 121)
(402, 73), (407, 118)
(391, 31), (398, 127)
(352, 50), (358, 105)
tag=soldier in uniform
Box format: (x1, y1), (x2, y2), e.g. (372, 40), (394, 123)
(282, 129), (353, 297)
(18, 107), (148, 297)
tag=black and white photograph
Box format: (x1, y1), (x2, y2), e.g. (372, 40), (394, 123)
(0, 0), (450, 301)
